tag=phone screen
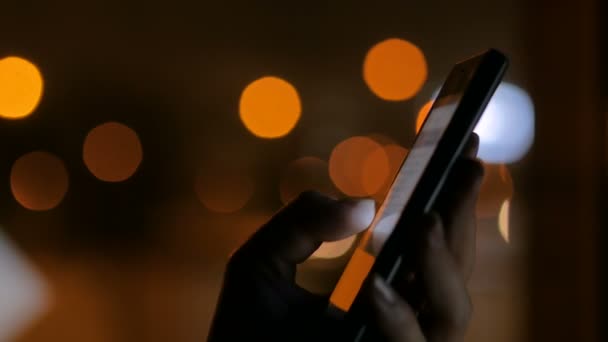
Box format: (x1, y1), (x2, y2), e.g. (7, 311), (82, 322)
(329, 70), (474, 313)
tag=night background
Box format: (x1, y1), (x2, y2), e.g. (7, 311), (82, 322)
(0, 0), (604, 341)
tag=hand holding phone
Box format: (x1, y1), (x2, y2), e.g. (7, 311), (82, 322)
(208, 49), (507, 342)
(330, 49), (508, 340)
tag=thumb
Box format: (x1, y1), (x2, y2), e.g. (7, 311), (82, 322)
(236, 191), (375, 267)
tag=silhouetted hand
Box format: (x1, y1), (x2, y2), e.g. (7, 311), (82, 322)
(207, 135), (483, 342)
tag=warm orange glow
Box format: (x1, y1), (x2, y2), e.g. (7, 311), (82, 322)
(329, 136), (389, 197)
(83, 122), (143, 182)
(196, 166), (254, 213)
(279, 156), (335, 204)
(498, 200), (510, 243)
(311, 235), (357, 259)
(363, 38), (427, 101)
(371, 144), (409, 201)
(10, 151), (68, 211)
(0, 57), (44, 119)
(329, 248), (375, 311)
(416, 100), (434, 133)
(477, 164), (514, 218)
(361, 146), (390, 195)
(239, 76), (301, 138)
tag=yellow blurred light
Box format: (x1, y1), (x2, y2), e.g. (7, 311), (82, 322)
(477, 164), (514, 219)
(363, 38), (427, 101)
(10, 151), (68, 211)
(279, 156), (335, 204)
(239, 76), (301, 138)
(196, 166), (254, 213)
(311, 235), (357, 259)
(0, 57), (44, 119)
(83, 122), (143, 182)
(416, 100), (434, 133)
(329, 136), (389, 197)
(498, 200), (510, 243)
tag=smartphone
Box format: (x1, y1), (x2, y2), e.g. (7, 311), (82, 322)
(328, 49), (509, 340)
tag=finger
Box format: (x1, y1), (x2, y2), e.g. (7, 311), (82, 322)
(463, 133), (480, 158)
(433, 157), (483, 278)
(417, 214), (472, 340)
(234, 191), (375, 275)
(369, 275), (425, 342)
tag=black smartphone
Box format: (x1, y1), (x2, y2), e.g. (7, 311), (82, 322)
(328, 49), (509, 340)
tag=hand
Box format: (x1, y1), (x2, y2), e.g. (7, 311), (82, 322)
(207, 134), (483, 342)
(207, 191), (376, 341)
(368, 134), (483, 341)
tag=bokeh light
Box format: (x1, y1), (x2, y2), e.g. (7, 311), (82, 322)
(477, 164), (514, 219)
(498, 200), (510, 243)
(419, 83), (534, 163)
(10, 151), (69, 211)
(368, 144), (409, 202)
(473, 82), (535, 163)
(0, 230), (49, 341)
(279, 156), (336, 204)
(239, 76), (301, 138)
(363, 38), (427, 101)
(83, 122), (143, 182)
(310, 235), (357, 259)
(0, 57), (44, 119)
(416, 100), (434, 133)
(195, 166), (254, 213)
(329, 136), (389, 197)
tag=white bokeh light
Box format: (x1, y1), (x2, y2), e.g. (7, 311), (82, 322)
(0, 229), (50, 341)
(429, 82), (534, 163)
(474, 83), (535, 163)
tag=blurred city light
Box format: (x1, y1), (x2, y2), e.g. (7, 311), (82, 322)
(279, 156), (336, 204)
(363, 38), (427, 101)
(474, 83), (535, 163)
(329, 136), (388, 197)
(367, 144), (408, 202)
(10, 151), (69, 211)
(239, 76), (301, 138)
(0, 57), (43, 119)
(83, 122), (143, 182)
(477, 164), (514, 219)
(0, 229), (49, 341)
(498, 200), (510, 243)
(418, 83), (534, 163)
(195, 165), (254, 213)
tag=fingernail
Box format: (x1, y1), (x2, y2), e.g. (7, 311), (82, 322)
(373, 275), (396, 304)
(350, 199), (376, 228)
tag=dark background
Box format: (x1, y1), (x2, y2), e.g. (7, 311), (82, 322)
(0, 0), (604, 341)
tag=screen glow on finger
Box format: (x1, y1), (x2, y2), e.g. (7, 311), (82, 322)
(311, 235), (357, 259)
